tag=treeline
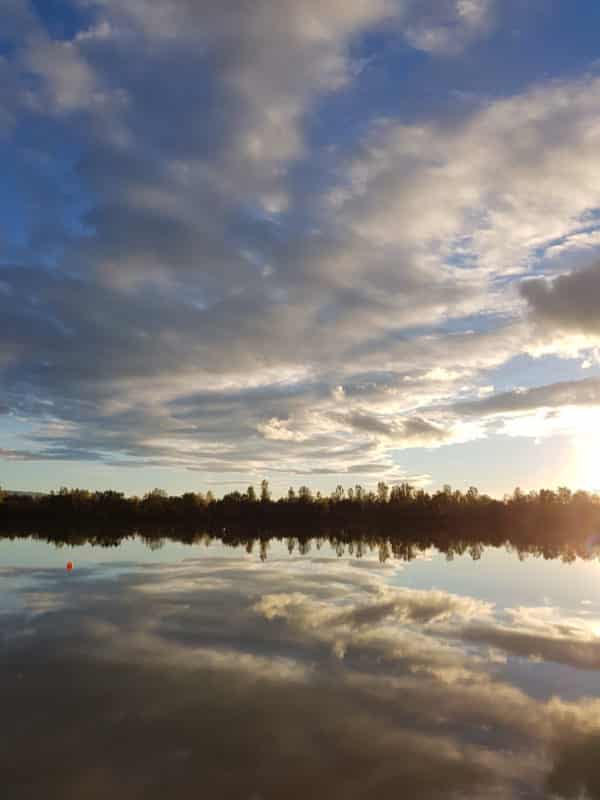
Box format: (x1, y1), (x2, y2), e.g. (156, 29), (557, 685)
(2, 481), (600, 551)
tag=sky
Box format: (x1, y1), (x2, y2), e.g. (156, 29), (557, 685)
(2, 0), (600, 498)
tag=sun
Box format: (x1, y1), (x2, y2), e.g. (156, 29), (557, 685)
(571, 427), (600, 493)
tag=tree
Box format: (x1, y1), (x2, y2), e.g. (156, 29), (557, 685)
(512, 486), (525, 504)
(557, 486), (572, 504)
(466, 486), (479, 504)
(377, 481), (389, 503)
(331, 485), (345, 502)
(298, 485), (313, 503)
(247, 485), (257, 503)
(142, 488), (168, 515)
(260, 479), (271, 503)
(181, 492), (201, 508)
(390, 482), (414, 504)
(146, 488), (167, 499)
(539, 489), (557, 504)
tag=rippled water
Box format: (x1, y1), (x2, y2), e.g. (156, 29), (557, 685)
(3, 535), (600, 799)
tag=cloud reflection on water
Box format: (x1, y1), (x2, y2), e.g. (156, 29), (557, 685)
(3, 555), (600, 798)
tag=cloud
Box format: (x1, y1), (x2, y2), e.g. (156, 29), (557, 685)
(72, 0), (395, 213)
(521, 260), (600, 337)
(0, 447), (46, 460)
(22, 36), (104, 113)
(1, 1), (600, 481)
(330, 74), (600, 279)
(328, 410), (451, 445)
(451, 376), (600, 417)
(401, 0), (495, 55)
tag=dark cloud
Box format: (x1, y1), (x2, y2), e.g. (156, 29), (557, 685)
(452, 377), (600, 417)
(521, 261), (600, 336)
(336, 410), (395, 436)
(401, 416), (449, 442)
(328, 411), (450, 444)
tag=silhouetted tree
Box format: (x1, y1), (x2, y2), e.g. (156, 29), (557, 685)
(298, 485), (313, 503)
(260, 479), (271, 503)
(2, 481), (600, 564)
(377, 482), (389, 503)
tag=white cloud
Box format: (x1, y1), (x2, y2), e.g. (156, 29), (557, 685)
(401, 0), (495, 54)
(331, 74), (600, 282)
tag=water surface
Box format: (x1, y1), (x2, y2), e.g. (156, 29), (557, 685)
(3, 535), (600, 799)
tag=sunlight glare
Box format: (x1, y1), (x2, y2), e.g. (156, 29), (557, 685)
(571, 424), (600, 492)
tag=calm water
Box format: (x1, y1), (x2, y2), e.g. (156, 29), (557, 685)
(3, 535), (600, 799)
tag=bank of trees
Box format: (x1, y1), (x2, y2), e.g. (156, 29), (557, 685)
(1, 481), (600, 550)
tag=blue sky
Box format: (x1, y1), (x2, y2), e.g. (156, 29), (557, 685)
(2, 0), (600, 497)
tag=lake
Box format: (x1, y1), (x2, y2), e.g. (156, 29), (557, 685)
(3, 533), (600, 799)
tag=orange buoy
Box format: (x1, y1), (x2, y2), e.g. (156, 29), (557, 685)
(66, 561), (74, 571)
